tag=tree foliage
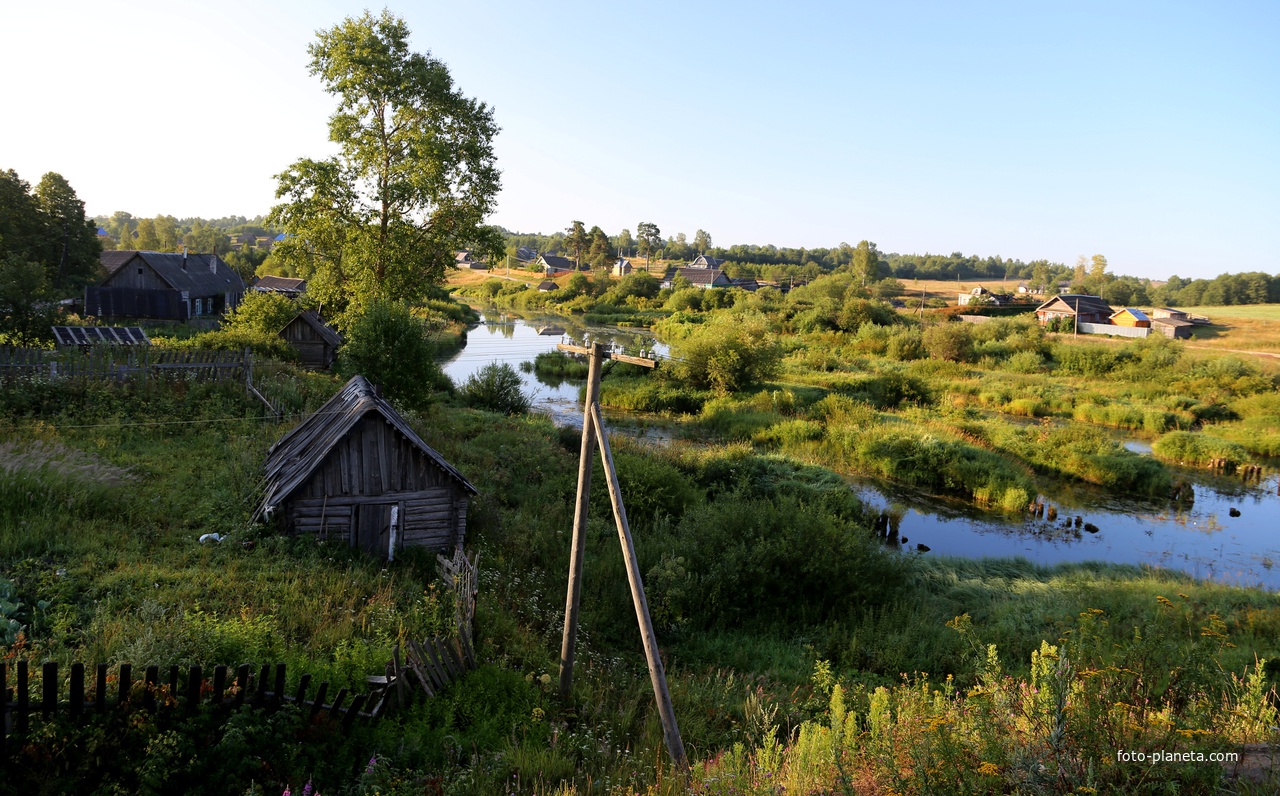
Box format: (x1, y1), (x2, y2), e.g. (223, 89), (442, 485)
(667, 311), (781, 394)
(336, 300), (450, 409)
(0, 168), (100, 293)
(269, 10), (501, 321)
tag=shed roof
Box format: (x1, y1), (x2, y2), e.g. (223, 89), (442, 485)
(254, 275), (307, 293)
(257, 376), (476, 518)
(100, 251), (246, 297)
(689, 254), (724, 268)
(279, 311), (342, 347)
(536, 280), (558, 291)
(1151, 317), (1194, 328)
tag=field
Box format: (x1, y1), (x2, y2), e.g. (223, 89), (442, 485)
(1182, 305), (1280, 355)
(7, 280), (1280, 794)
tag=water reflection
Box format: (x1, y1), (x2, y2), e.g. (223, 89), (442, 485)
(438, 308), (665, 427)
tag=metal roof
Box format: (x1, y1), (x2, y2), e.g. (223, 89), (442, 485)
(52, 326), (150, 346)
(254, 275), (307, 293)
(1035, 294), (1114, 316)
(1111, 307), (1150, 322)
(257, 376), (476, 518)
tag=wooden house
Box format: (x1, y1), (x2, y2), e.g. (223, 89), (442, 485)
(660, 267), (732, 289)
(612, 258), (633, 277)
(278, 311), (342, 369)
(536, 280), (558, 292)
(1110, 308), (1151, 328)
(538, 254), (578, 275)
(688, 254), (725, 269)
(1150, 307), (1190, 321)
(93, 251), (246, 320)
(1034, 294), (1114, 325)
(255, 376), (477, 557)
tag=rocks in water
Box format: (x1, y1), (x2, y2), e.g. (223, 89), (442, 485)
(1229, 507), (1242, 517)
(1074, 516), (1083, 528)
(1171, 479), (1195, 505)
(1083, 523), (1099, 534)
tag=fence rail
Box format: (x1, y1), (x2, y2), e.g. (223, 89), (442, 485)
(1, 659), (384, 760)
(0, 347), (250, 383)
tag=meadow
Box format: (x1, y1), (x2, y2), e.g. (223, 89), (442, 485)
(5, 284), (1280, 793)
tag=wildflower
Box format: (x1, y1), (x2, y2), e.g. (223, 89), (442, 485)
(282, 788), (290, 796)
(977, 762), (1000, 776)
(366, 755), (377, 774)
(302, 780), (313, 796)
(539, 673), (552, 686)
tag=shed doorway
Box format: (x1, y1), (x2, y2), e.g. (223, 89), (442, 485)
(354, 502), (402, 558)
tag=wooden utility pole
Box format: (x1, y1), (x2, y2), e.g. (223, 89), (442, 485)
(555, 341), (687, 770)
(558, 343), (603, 701)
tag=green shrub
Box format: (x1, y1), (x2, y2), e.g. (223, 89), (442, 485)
(458, 362), (531, 415)
(922, 322), (975, 363)
(668, 311), (781, 393)
(220, 290), (301, 336)
(337, 300), (450, 409)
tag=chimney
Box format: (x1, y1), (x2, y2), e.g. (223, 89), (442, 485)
(209, 253), (218, 274)
(182, 246), (188, 271)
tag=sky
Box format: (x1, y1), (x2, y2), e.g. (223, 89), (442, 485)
(1, 1), (1276, 280)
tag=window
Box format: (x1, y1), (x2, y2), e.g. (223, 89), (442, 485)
(137, 267), (143, 274)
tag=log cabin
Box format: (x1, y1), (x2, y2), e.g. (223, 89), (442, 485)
(255, 376), (476, 557)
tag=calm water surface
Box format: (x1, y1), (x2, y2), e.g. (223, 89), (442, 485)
(442, 311), (1280, 589)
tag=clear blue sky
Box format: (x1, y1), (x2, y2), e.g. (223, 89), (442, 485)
(2, 0), (1276, 279)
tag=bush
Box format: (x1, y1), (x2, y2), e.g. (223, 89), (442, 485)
(337, 300), (450, 409)
(922, 322), (975, 363)
(668, 312), (781, 394)
(458, 362), (531, 415)
(220, 291), (301, 336)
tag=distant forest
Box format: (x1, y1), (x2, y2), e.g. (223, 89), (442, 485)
(500, 225), (1280, 310)
(53, 203), (1280, 311)
(92, 211), (279, 282)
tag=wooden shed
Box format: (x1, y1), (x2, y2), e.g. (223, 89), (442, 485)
(1109, 308), (1151, 328)
(278, 311), (341, 370)
(255, 376), (477, 557)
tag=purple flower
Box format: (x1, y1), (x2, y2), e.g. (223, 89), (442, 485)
(282, 789), (291, 796)
(302, 780), (313, 796)
(366, 755), (378, 774)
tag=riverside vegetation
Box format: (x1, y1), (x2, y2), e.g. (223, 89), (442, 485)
(3, 279), (1280, 793)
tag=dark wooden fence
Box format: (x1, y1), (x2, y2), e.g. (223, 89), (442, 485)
(0, 660), (388, 760)
(0, 347), (249, 384)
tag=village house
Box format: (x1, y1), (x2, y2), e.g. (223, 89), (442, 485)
(455, 251), (487, 269)
(612, 258), (633, 277)
(660, 266), (733, 289)
(1034, 294), (1114, 326)
(538, 254), (578, 276)
(536, 280), (558, 292)
(90, 250), (246, 321)
(514, 246), (538, 264)
(688, 254), (725, 269)
(255, 375), (477, 557)
(957, 286), (1014, 306)
(278, 311), (342, 370)
(253, 275), (307, 298)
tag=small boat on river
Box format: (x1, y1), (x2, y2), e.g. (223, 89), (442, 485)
(537, 325), (566, 336)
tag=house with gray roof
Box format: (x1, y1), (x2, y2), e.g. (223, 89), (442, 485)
(92, 250), (246, 320)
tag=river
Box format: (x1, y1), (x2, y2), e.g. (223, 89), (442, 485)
(440, 311), (1280, 590)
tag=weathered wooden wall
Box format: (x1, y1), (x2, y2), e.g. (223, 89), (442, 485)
(283, 416), (467, 553)
(279, 316), (335, 369)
